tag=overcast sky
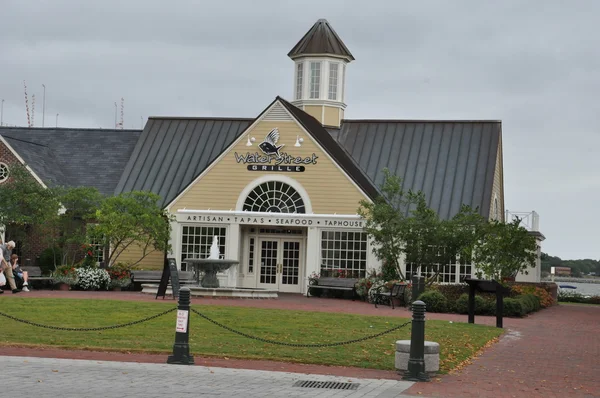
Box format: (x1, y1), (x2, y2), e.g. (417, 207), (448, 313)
(1, 0), (598, 260)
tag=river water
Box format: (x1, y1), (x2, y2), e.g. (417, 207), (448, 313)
(556, 282), (600, 297)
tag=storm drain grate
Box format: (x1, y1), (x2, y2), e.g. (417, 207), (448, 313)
(293, 380), (360, 390)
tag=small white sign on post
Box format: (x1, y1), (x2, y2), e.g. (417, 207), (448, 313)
(176, 310), (189, 333)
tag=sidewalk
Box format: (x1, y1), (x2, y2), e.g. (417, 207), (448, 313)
(2, 290), (599, 397)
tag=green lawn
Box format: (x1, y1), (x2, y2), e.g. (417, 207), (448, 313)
(0, 298), (502, 373)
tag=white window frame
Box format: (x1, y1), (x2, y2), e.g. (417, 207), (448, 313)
(180, 224), (228, 272)
(295, 62), (303, 100)
(0, 162), (9, 184)
(309, 61), (321, 99)
(328, 62), (339, 101)
(319, 229), (368, 278)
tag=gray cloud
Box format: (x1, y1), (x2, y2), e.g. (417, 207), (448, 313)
(1, 0), (598, 259)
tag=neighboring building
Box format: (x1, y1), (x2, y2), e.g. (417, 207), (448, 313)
(0, 19), (544, 290)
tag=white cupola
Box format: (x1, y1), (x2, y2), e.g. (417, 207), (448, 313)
(288, 19), (354, 128)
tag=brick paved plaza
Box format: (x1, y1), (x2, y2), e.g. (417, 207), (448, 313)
(1, 291), (598, 397)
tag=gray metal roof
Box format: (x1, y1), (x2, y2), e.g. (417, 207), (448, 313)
(330, 120), (502, 220)
(288, 19), (355, 61)
(0, 127), (141, 196)
(114, 117), (253, 207)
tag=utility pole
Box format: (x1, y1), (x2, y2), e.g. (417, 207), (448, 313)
(114, 102), (117, 129)
(1, 99), (4, 126)
(55, 113), (59, 127)
(42, 84), (46, 127)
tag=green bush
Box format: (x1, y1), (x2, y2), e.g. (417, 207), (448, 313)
(417, 290), (448, 313)
(503, 298), (525, 317)
(455, 293), (489, 315)
(38, 247), (63, 275)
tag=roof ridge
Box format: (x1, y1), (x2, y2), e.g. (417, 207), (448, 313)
(148, 116), (254, 121)
(342, 119), (502, 123)
(0, 127), (141, 132)
(1, 135), (49, 148)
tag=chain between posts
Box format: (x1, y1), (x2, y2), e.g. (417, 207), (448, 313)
(0, 307), (177, 331)
(191, 308), (412, 347)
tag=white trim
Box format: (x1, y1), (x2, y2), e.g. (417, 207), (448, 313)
(235, 174), (313, 214)
(0, 135), (48, 188)
(165, 98), (372, 210)
(290, 99), (347, 109)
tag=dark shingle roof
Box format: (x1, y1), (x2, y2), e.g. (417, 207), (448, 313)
(0, 127), (141, 196)
(114, 117), (253, 207)
(288, 19), (355, 61)
(331, 120), (502, 220)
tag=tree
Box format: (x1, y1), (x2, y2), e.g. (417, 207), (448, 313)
(402, 192), (444, 281)
(358, 168), (419, 280)
(0, 163), (61, 247)
(472, 218), (538, 281)
(46, 186), (104, 266)
(89, 191), (174, 267)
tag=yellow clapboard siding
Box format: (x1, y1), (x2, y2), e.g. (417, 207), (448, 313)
(114, 245), (164, 270)
(171, 119), (368, 214)
(489, 138), (505, 221)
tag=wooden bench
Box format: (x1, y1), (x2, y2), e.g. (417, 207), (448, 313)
(130, 270), (195, 290)
(7, 266), (54, 290)
(306, 277), (359, 300)
(372, 283), (407, 309)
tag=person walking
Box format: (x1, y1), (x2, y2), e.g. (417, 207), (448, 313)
(1, 240), (20, 294)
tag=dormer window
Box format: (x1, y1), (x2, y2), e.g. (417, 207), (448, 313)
(310, 61), (321, 99)
(328, 62), (339, 100)
(295, 63), (303, 100)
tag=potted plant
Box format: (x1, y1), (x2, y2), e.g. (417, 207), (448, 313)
(75, 267), (111, 291)
(52, 265), (78, 290)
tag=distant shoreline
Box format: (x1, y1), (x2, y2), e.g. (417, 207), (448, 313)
(543, 277), (600, 284)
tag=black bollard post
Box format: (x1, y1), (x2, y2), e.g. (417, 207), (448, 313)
(167, 287), (194, 365)
(411, 275), (425, 303)
(402, 300), (430, 382)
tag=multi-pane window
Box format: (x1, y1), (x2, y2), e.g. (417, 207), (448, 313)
(328, 63), (339, 100)
(320, 231), (368, 278)
(310, 61), (321, 99)
(243, 181), (306, 214)
(0, 163), (9, 183)
(405, 247), (473, 283)
(90, 238), (105, 264)
(180, 226), (227, 271)
(248, 237), (255, 274)
(341, 64), (346, 102)
(295, 63), (303, 100)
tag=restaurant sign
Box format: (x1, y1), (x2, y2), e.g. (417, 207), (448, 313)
(234, 128), (318, 172)
(176, 213), (365, 229)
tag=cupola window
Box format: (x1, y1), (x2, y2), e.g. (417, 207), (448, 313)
(309, 61), (321, 99)
(295, 63), (303, 100)
(328, 62), (339, 100)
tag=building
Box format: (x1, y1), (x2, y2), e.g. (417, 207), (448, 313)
(0, 19), (544, 291)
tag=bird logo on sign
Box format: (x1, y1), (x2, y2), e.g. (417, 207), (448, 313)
(258, 128), (285, 159)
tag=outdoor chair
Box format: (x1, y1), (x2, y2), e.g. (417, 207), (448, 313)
(373, 283), (406, 309)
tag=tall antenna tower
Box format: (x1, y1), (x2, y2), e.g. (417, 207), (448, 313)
(31, 94), (36, 127)
(119, 97), (124, 130)
(23, 80), (31, 127)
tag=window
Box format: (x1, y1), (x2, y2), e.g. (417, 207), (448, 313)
(243, 181), (306, 214)
(494, 197), (499, 220)
(341, 64), (346, 102)
(310, 61), (321, 99)
(0, 163), (9, 183)
(248, 237), (255, 274)
(89, 237), (105, 265)
(295, 63), (303, 100)
(404, 247), (473, 283)
(328, 62), (339, 100)
(320, 231), (368, 278)
(180, 226), (227, 271)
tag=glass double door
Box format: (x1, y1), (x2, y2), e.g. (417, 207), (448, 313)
(257, 238), (302, 293)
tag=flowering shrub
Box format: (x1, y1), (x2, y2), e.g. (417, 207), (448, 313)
(308, 271), (320, 285)
(510, 284), (555, 308)
(75, 267), (110, 290)
(52, 265), (78, 285)
(108, 263), (132, 288)
(80, 244), (98, 268)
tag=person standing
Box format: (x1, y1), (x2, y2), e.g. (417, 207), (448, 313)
(0, 240), (20, 294)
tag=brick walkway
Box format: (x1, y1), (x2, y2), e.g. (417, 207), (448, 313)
(2, 290), (599, 397)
